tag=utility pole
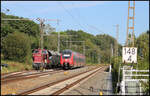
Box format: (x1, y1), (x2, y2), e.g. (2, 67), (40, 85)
(2, 17), (59, 71)
(111, 44), (113, 57)
(115, 24), (121, 92)
(62, 35), (77, 49)
(36, 18), (59, 48)
(43, 34), (76, 52)
(126, 1), (135, 47)
(2, 18), (59, 49)
(83, 41), (85, 56)
(110, 44), (113, 64)
(37, 18), (44, 50)
(63, 41), (85, 55)
(113, 24), (119, 57)
(116, 24), (119, 57)
(57, 20), (60, 53)
(70, 36), (71, 49)
(36, 18), (59, 70)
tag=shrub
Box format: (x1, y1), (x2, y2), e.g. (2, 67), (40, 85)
(2, 32), (31, 63)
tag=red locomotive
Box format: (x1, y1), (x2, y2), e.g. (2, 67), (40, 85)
(60, 49), (85, 69)
(32, 49), (60, 70)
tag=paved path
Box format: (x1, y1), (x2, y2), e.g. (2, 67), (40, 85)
(62, 67), (113, 95)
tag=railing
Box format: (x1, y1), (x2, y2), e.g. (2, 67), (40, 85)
(120, 66), (149, 95)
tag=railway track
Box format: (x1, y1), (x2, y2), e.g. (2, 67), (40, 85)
(16, 66), (108, 95)
(1, 70), (35, 79)
(1, 69), (64, 85)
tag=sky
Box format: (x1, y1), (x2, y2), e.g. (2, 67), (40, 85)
(1, 1), (149, 45)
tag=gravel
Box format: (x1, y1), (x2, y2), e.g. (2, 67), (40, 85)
(1, 65), (98, 95)
(62, 66), (113, 95)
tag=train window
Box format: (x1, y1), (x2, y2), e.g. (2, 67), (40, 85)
(62, 50), (72, 59)
(42, 50), (47, 54)
(63, 54), (71, 58)
(33, 50), (39, 53)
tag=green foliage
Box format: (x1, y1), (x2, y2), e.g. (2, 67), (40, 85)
(1, 60), (32, 73)
(141, 81), (149, 95)
(43, 30), (118, 64)
(2, 32), (32, 63)
(1, 12), (121, 65)
(30, 36), (40, 49)
(135, 31), (149, 63)
(1, 12), (40, 37)
(111, 30), (149, 93)
(94, 34), (121, 63)
(111, 56), (122, 93)
(131, 31), (149, 70)
(95, 34), (116, 50)
(1, 12), (40, 64)
(44, 35), (58, 51)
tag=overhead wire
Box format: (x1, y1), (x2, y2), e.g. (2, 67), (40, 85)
(71, 2), (106, 35)
(71, 2), (95, 34)
(57, 2), (89, 32)
(58, 2), (111, 40)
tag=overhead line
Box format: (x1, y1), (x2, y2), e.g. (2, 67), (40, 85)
(71, 2), (106, 35)
(57, 2), (89, 32)
(58, 2), (108, 37)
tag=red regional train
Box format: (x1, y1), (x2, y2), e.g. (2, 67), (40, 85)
(60, 49), (85, 70)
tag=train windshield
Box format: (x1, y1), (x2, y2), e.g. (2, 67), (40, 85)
(62, 50), (72, 59)
(33, 50), (39, 54)
(33, 50), (47, 54)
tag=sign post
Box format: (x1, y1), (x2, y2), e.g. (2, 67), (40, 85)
(122, 47), (137, 64)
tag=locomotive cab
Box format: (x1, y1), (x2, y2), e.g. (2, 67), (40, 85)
(32, 49), (50, 70)
(61, 50), (73, 69)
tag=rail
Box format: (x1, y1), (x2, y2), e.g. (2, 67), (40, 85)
(17, 66), (107, 95)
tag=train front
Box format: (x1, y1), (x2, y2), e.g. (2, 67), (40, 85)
(32, 49), (48, 70)
(60, 50), (73, 69)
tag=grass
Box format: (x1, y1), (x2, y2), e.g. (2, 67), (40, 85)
(1, 59), (32, 74)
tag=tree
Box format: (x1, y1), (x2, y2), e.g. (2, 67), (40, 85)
(1, 12), (40, 50)
(2, 32), (31, 63)
(1, 12), (40, 37)
(43, 24), (56, 35)
(135, 30), (149, 69)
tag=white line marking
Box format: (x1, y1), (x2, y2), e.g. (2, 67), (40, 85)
(39, 75), (50, 78)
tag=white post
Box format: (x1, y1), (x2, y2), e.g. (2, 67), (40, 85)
(131, 66), (133, 79)
(139, 83), (142, 95)
(109, 65), (111, 73)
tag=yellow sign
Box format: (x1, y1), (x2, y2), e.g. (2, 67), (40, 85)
(64, 71), (69, 75)
(99, 91), (103, 95)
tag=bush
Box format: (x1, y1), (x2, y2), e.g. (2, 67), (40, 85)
(2, 32), (31, 63)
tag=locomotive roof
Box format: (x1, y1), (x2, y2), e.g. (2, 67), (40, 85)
(62, 49), (72, 53)
(32, 49), (60, 55)
(48, 50), (60, 55)
(62, 49), (84, 56)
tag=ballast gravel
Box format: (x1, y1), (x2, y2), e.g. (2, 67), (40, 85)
(1, 65), (98, 95)
(62, 66), (113, 95)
